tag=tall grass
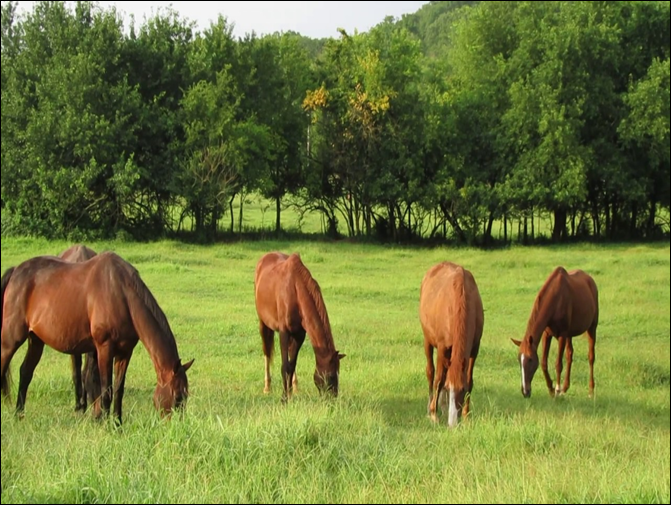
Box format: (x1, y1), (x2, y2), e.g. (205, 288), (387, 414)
(1, 238), (669, 503)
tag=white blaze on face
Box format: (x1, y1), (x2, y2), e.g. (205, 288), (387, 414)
(448, 387), (458, 428)
(520, 355), (526, 391)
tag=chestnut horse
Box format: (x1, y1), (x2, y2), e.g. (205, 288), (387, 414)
(512, 266), (599, 398)
(420, 262), (484, 428)
(254, 252), (345, 401)
(1, 251), (194, 423)
(58, 244), (101, 413)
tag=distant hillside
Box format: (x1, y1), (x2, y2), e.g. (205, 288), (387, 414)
(398, 0), (479, 57)
(294, 1), (477, 60)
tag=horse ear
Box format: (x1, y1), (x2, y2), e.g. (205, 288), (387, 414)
(182, 358), (195, 372)
(338, 353), (346, 360)
(511, 338), (522, 347)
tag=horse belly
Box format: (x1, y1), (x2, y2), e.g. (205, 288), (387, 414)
(29, 315), (93, 354)
(569, 299), (597, 335)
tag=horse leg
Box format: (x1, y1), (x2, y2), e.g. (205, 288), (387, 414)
(561, 338), (574, 394)
(259, 321), (274, 394)
(540, 330), (554, 397)
(112, 353), (132, 426)
(71, 354), (85, 412)
(84, 351), (101, 413)
(279, 330), (291, 402)
(462, 351), (479, 419)
(16, 335), (45, 416)
(429, 347), (448, 424)
(554, 336), (566, 397)
(1, 324), (29, 403)
(424, 340), (435, 416)
(95, 344), (114, 419)
(287, 330), (305, 395)
(587, 326), (597, 398)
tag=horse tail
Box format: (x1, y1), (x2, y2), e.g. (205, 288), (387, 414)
(1, 266), (16, 399)
(447, 267), (467, 393)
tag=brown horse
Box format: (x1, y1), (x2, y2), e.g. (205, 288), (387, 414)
(1, 251), (194, 424)
(254, 252), (345, 401)
(420, 261), (484, 428)
(58, 244), (101, 413)
(511, 266), (599, 398)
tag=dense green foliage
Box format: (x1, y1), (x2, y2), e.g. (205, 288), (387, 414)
(1, 1), (669, 244)
(1, 238), (669, 503)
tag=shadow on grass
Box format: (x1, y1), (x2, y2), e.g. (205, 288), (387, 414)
(376, 385), (670, 432)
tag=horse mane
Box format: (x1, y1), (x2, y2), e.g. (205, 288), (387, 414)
(130, 268), (175, 339)
(122, 259), (179, 358)
(447, 266), (467, 392)
(289, 254), (334, 350)
(526, 266), (567, 341)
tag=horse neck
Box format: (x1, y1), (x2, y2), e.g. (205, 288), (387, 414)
(295, 276), (336, 365)
(124, 276), (180, 381)
(525, 283), (560, 351)
(447, 270), (469, 392)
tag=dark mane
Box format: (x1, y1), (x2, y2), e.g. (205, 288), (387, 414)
(125, 262), (178, 355)
(526, 266), (567, 339)
(291, 255), (333, 342)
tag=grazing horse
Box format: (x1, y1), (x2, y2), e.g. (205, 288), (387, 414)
(254, 252), (345, 401)
(1, 251), (194, 424)
(512, 266), (599, 398)
(58, 244), (101, 413)
(420, 262), (484, 428)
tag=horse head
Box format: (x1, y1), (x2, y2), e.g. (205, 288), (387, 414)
(511, 337), (538, 398)
(314, 351), (345, 397)
(153, 358), (194, 415)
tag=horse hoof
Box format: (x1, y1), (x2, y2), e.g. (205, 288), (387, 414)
(263, 387), (271, 394)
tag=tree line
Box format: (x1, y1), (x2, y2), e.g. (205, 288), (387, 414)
(1, 1), (669, 244)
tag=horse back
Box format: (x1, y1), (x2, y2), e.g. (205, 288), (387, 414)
(419, 262), (483, 353)
(254, 252), (302, 332)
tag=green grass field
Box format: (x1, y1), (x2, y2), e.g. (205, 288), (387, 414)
(1, 237), (669, 504)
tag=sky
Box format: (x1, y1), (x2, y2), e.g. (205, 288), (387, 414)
(9, 1), (430, 39)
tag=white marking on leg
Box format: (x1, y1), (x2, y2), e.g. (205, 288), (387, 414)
(264, 356), (271, 393)
(448, 387), (458, 428)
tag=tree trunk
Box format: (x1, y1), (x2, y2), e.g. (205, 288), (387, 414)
(591, 199), (601, 238)
(440, 203), (467, 243)
(647, 199), (657, 236)
(530, 206), (535, 241)
(275, 195), (281, 234)
(503, 213), (508, 243)
(229, 195), (235, 234)
(484, 211), (494, 247)
(552, 208), (567, 242)
(238, 192), (244, 234)
(210, 207), (218, 237)
(630, 202), (638, 239)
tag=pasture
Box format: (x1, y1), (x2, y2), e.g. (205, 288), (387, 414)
(1, 237), (669, 504)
